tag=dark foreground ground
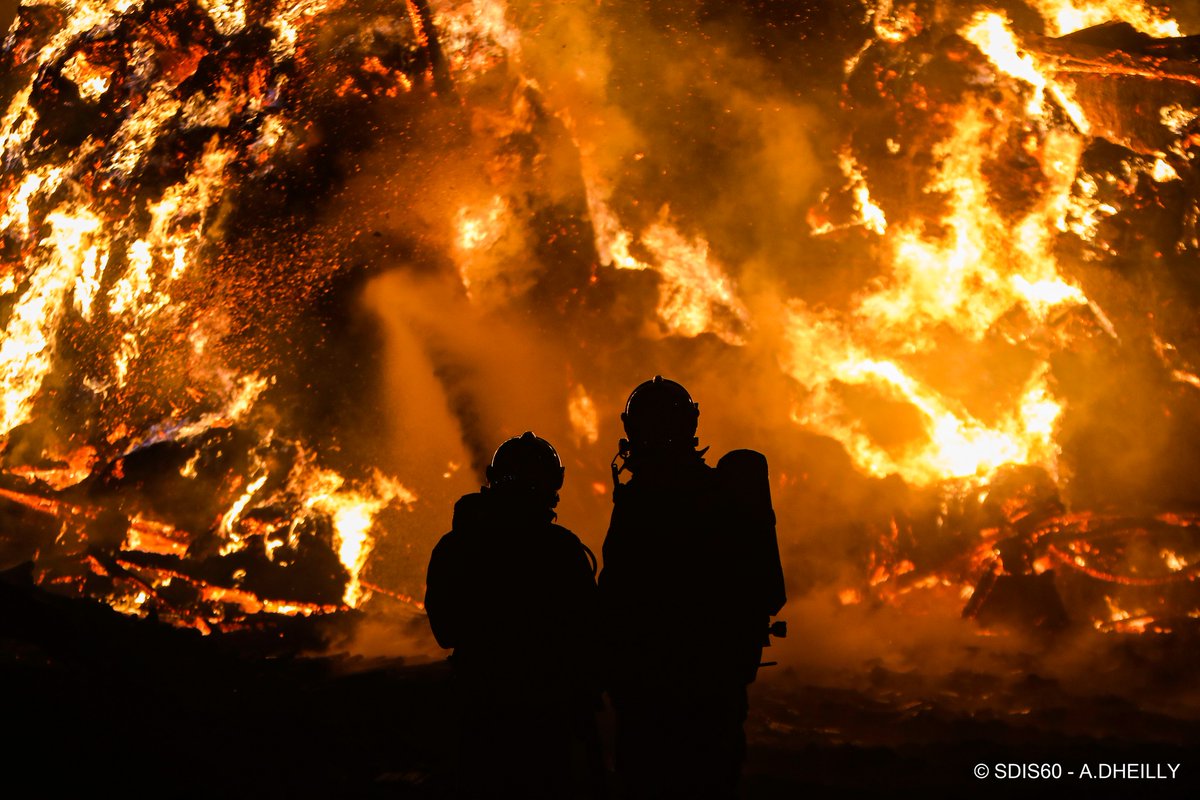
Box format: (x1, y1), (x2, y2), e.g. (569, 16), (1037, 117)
(3, 569), (1198, 797)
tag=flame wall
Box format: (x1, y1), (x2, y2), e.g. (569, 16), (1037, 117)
(3, 0), (1200, 652)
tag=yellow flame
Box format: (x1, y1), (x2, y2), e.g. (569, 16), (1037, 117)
(107, 589), (152, 618)
(0, 209), (105, 435)
(123, 515), (190, 556)
(61, 50), (113, 102)
(180, 450), (201, 479)
(568, 91), (747, 345)
(268, 0), (331, 61)
(1100, 595), (1152, 632)
(196, 0), (247, 36)
(568, 383), (600, 445)
(435, 0), (521, 80)
(871, 0), (922, 44)
(641, 217), (749, 343)
(2, 1), (140, 162)
(1162, 550), (1188, 572)
(108, 87), (183, 177)
(810, 151), (889, 236)
(109, 240), (158, 318)
(73, 244), (108, 321)
(0, 165), (65, 241)
(0, 86), (37, 162)
(786, 78), (1093, 485)
(844, 151), (888, 235)
(1027, 0), (1181, 37)
(452, 195), (520, 301)
(125, 373), (271, 454)
(587, 192), (749, 344)
(962, 12), (1090, 134)
(201, 584), (339, 617)
(219, 472), (270, 547)
(294, 465), (417, 607)
(1160, 105), (1198, 136)
(784, 316), (1064, 483)
(8, 445), (97, 490)
(456, 195), (508, 251)
(1062, 172), (1119, 243)
(855, 103), (1088, 340)
(1151, 157), (1180, 183)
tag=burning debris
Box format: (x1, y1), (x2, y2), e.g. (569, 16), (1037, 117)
(0, 0), (423, 631)
(806, 0), (1200, 632)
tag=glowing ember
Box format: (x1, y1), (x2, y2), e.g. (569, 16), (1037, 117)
(123, 515), (190, 556)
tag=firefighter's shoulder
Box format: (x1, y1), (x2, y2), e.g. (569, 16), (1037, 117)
(427, 527), (460, 573)
(544, 522), (586, 552)
(546, 523), (598, 576)
(450, 491), (488, 531)
(429, 492), (488, 565)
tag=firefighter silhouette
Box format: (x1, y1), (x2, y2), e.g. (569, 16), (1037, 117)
(600, 377), (787, 799)
(425, 432), (601, 799)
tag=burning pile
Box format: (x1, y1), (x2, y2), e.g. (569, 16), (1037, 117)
(2, 0), (1199, 637)
(0, 0), (422, 631)
(807, 0), (1200, 630)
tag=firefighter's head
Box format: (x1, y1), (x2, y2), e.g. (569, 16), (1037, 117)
(621, 376), (699, 454)
(486, 431), (565, 507)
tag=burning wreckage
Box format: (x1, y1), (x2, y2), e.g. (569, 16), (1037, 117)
(2, 0), (1200, 792)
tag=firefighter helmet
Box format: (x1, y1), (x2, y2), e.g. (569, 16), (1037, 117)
(621, 376), (699, 447)
(486, 431), (565, 493)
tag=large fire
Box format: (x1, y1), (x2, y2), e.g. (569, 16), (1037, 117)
(2, 0), (1198, 637)
(0, 0), (423, 628)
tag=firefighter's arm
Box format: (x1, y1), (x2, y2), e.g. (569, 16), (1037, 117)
(572, 536), (604, 696)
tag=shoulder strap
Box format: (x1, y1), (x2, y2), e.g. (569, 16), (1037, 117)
(580, 542), (598, 577)
(451, 492), (488, 532)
